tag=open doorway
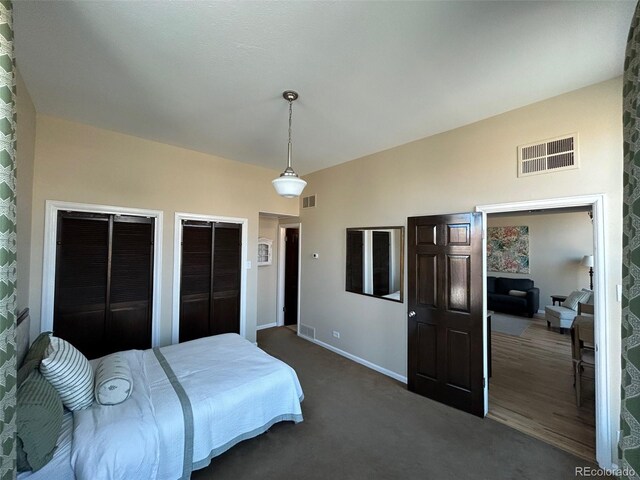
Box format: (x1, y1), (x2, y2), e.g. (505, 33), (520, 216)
(484, 207), (595, 461)
(477, 195), (614, 468)
(256, 214), (300, 333)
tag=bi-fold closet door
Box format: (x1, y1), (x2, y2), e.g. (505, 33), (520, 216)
(179, 220), (241, 342)
(54, 211), (154, 359)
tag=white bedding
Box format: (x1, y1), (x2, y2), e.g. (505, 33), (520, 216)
(19, 334), (304, 480)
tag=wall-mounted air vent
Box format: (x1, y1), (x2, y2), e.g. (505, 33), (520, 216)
(299, 323), (316, 340)
(302, 194), (317, 209)
(518, 134), (578, 177)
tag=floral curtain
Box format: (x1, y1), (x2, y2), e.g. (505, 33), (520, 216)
(622, 2), (640, 478)
(0, 1), (16, 478)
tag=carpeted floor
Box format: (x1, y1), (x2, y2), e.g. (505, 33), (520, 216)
(192, 327), (606, 480)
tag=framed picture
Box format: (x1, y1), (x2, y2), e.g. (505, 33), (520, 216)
(258, 237), (273, 266)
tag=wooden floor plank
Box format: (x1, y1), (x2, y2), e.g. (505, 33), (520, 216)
(488, 317), (596, 462)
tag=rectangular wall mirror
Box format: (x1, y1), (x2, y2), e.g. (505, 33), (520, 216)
(345, 226), (404, 302)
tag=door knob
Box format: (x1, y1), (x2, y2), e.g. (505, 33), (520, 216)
(408, 311), (416, 318)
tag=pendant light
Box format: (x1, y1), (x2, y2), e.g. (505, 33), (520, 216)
(272, 90), (307, 198)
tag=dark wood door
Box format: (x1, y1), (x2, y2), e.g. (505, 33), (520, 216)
(108, 216), (154, 353)
(54, 212), (154, 359)
(407, 212), (484, 417)
(179, 221), (241, 342)
(211, 224), (241, 335)
(372, 231), (390, 296)
(284, 228), (299, 326)
(179, 223), (213, 342)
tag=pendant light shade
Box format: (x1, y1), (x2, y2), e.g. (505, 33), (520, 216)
(273, 90), (306, 198)
(272, 175), (307, 198)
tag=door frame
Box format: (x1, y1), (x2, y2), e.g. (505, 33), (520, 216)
(172, 212), (248, 344)
(476, 193), (611, 468)
(41, 200), (164, 347)
(276, 223), (302, 328)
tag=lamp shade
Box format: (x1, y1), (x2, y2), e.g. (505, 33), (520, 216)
(581, 255), (594, 268)
(272, 176), (307, 198)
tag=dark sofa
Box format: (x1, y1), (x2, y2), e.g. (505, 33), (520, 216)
(487, 276), (539, 318)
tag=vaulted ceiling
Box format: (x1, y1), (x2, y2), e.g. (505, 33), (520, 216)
(14, 1), (635, 174)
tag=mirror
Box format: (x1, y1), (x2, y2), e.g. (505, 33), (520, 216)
(346, 226), (404, 302)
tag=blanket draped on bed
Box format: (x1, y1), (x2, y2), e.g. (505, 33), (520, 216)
(71, 334), (303, 480)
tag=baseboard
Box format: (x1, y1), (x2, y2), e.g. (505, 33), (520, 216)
(256, 322), (277, 331)
(299, 335), (408, 384)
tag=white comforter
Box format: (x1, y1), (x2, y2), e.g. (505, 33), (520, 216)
(70, 334), (304, 480)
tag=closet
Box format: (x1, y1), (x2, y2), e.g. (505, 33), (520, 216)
(54, 211), (154, 359)
(179, 221), (241, 342)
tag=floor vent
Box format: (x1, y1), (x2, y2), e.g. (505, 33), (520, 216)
(302, 194), (316, 209)
(518, 134), (578, 177)
(299, 323), (316, 340)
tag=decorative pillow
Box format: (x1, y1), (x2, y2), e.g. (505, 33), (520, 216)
(562, 290), (591, 311)
(94, 352), (133, 406)
(40, 336), (94, 410)
(581, 288), (595, 304)
(508, 289), (527, 297)
(23, 332), (52, 365)
(18, 332), (52, 387)
(17, 369), (63, 472)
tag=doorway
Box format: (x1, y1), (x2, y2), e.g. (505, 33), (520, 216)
(41, 200), (163, 353)
(476, 194), (611, 469)
(277, 222), (302, 330)
(171, 213), (248, 343)
(178, 220), (242, 342)
(284, 228), (300, 327)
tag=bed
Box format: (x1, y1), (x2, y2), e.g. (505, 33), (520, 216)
(17, 330), (304, 480)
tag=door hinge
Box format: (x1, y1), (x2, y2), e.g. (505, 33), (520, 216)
(483, 377), (486, 388)
(283, 307), (286, 312)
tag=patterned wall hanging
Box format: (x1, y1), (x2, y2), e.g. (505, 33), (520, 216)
(487, 226), (530, 274)
(0, 1), (16, 478)
(621, 2), (640, 478)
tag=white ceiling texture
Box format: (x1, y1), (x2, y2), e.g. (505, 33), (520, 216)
(14, 1), (636, 175)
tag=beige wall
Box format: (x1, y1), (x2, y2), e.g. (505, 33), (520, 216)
(28, 114), (299, 344)
(257, 215), (279, 327)
(16, 69), (36, 313)
(488, 211), (594, 307)
(299, 78), (622, 456)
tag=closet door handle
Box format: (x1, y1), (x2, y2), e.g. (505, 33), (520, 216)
(408, 311), (416, 318)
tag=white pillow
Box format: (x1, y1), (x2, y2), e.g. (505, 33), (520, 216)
(39, 336), (94, 411)
(562, 290), (591, 311)
(94, 353), (133, 406)
(508, 290), (527, 297)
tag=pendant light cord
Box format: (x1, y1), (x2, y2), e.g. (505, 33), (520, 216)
(287, 99), (293, 169)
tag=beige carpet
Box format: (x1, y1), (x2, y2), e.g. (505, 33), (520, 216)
(192, 327), (606, 479)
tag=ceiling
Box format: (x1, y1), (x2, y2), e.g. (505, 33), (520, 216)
(14, 1), (635, 175)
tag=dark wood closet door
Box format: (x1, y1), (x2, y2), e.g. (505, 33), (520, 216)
(372, 231), (390, 296)
(54, 212), (154, 359)
(407, 212), (484, 417)
(346, 229), (364, 293)
(180, 223), (213, 343)
(54, 214), (109, 359)
(211, 224), (241, 335)
(179, 221), (241, 341)
(284, 228), (299, 326)
(109, 217), (154, 352)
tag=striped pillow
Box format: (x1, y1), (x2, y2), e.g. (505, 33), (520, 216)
(17, 370), (63, 471)
(40, 336), (94, 410)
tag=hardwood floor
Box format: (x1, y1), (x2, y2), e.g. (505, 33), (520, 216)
(488, 317), (596, 462)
